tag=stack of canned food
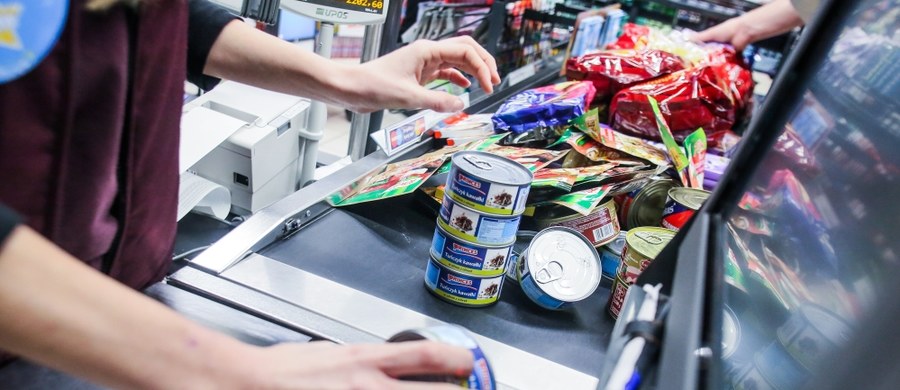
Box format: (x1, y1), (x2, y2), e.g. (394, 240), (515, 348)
(425, 151), (532, 307)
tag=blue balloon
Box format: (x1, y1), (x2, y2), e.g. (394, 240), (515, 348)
(0, 0), (68, 83)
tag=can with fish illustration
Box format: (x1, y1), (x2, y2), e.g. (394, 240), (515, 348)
(430, 223), (513, 277)
(388, 324), (496, 390)
(424, 255), (504, 307)
(438, 195), (521, 245)
(446, 151), (533, 216)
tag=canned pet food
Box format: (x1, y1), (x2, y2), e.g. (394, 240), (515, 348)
(424, 255), (504, 307)
(607, 274), (631, 319)
(431, 223), (513, 277)
(438, 195), (521, 245)
(533, 199), (620, 247)
(446, 151), (533, 216)
(661, 187), (710, 230)
(614, 177), (677, 230)
(517, 227), (601, 310)
(388, 325), (496, 390)
(598, 230), (628, 282)
(505, 253), (521, 283)
(776, 304), (851, 371)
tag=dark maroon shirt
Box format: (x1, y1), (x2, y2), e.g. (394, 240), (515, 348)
(0, 0), (188, 289)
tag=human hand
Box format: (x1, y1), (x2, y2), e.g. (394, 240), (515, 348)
(692, 18), (756, 51)
(336, 36), (501, 113)
(238, 340), (473, 389)
(692, 0), (804, 51)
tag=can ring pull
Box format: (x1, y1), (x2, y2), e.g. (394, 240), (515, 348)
(634, 231), (665, 245)
(535, 261), (563, 284)
(463, 155), (493, 170)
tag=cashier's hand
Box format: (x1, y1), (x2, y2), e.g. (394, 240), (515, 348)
(244, 340), (473, 389)
(341, 36), (501, 113)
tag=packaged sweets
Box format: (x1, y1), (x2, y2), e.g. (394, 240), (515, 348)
(573, 109), (670, 167)
(566, 49), (686, 103)
(491, 81), (596, 134)
(610, 66), (738, 141)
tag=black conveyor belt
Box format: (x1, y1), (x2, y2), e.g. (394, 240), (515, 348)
(258, 195), (615, 377)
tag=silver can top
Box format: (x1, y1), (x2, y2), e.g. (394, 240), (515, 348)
(524, 227), (601, 302)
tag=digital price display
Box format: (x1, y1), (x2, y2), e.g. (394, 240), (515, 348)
(282, 0), (389, 24)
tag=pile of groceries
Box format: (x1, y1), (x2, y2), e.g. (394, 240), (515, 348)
(329, 23), (750, 323)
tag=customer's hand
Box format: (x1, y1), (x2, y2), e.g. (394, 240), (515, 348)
(336, 36), (501, 113)
(241, 340), (473, 389)
(692, 0), (804, 51)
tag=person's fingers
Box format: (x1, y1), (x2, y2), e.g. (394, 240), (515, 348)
(731, 32), (753, 51)
(444, 36), (501, 86)
(363, 341), (473, 378)
(436, 68), (471, 88)
(410, 87), (466, 113)
(423, 41), (494, 94)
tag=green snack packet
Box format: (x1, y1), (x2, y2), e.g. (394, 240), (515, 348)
(683, 128), (707, 189)
(648, 96), (690, 186)
(545, 184), (614, 216)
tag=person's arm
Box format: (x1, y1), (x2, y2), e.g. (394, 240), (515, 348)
(0, 222), (472, 389)
(202, 20), (501, 113)
(693, 0), (805, 51)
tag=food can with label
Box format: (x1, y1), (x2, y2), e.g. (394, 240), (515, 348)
(607, 273), (631, 319)
(388, 324), (496, 390)
(438, 195), (521, 245)
(430, 223), (513, 277)
(424, 255), (504, 307)
(516, 227), (601, 310)
(616, 227), (675, 285)
(661, 187), (710, 231)
(532, 199), (620, 247)
(614, 177), (677, 230)
(598, 230), (628, 282)
(446, 151), (533, 216)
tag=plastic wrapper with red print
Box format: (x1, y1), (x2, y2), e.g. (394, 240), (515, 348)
(565, 49), (687, 104)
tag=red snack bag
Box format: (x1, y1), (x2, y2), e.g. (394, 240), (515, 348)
(610, 66), (737, 141)
(606, 23), (650, 50)
(566, 49), (687, 104)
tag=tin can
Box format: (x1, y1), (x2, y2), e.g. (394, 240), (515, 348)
(504, 253), (521, 284)
(431, 223), (513, 277)
(388, 325), (496, 390)
(776, 304), (851, 371)
(438, 195), (521, 245)
(516, 227), (601, 310)
(598, 230), (627, 282)
(733, 341), (809, 390)
(424, 255), (504, 307)
(661, 187), (710, 230)
(616, 227), (675, 284)
(446, 151), (533, 216)
(607, 274), (631, 319)
(614, 177), (676, 230)
(532, 199), (620, 247)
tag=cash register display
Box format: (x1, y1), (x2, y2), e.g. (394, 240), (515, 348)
(718, 0), (899, 388)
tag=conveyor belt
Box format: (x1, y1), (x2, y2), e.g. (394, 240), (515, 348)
(258, 195), (615, 378)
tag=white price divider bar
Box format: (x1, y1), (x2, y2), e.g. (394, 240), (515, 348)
(372, 93), (470, 156)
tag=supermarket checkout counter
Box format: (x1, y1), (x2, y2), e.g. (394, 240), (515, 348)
(163, 58), (623, 390)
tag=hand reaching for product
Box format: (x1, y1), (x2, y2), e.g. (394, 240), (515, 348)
(242, 340), (473, 389)
(345, 36), (501, 113)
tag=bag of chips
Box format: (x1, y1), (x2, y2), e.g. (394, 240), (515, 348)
(566, 49), (686, 104)
(610, 66), (738, 141)
(491, 81), (596, 134)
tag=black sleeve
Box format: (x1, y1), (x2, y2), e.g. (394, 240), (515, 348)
(0, 204), (21, 247)
(187, 0), (241, 90)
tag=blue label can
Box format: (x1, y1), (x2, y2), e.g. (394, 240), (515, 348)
(517, 227), (601, 310)
(425, 255), (504, 307)
(388, 325), (496, 390)
(438, 195), (521, 245)
(446, 151), (533, 216)
(431, 223), (513, 277)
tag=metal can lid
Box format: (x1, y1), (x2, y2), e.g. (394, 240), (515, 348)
(629, 178), (676, 228)
(625, 227), (676, 260)
(451, 150), (533, 187)
(794, 304), (852, 345)
(524, 227), (601, 302)
(668, 187), (711, 210)
(603, 230), (628, 254)
(722, 305), (741, 359)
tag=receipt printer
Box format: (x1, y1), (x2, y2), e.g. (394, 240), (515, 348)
(185, 81), (310, 214)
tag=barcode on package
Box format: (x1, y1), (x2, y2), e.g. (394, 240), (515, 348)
(593, 224), (614, 242)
